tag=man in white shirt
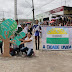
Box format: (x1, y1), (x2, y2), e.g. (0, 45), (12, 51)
(20, 32), (34, 56)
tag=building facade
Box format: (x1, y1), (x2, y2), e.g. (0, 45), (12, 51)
(36, 6), (72, 22)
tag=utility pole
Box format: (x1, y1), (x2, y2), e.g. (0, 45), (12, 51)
(61, 0), (62, 6)
(0, 11), (5, 21)
(2, 11), (5, 21)
(65, 0), (66, 6)
(32, 0), (35, 23)
(3, 11), (4, 19)
(14, 0), (17, 20)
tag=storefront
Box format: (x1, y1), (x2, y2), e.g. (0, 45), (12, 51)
(36, 6), (72, 22)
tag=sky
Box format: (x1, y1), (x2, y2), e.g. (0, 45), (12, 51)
(0, 0), (72, 19)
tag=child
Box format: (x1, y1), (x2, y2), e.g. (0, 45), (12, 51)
(20, 32), (35, 56)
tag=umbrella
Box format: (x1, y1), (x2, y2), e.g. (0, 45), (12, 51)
(49, 21), (55, 23)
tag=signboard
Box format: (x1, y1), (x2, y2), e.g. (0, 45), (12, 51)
(0, 19), (26, 46)
(11, 32), (26, 46)
(0, 19), (17, 57)
(64, 6), (72, 15)
(42, 26), (72, 50)
(0, 19), (17, 39)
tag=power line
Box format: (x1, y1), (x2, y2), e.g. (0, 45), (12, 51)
(26, 11), (32, 17)
(32, 0), (35, 23)
(35, 0), (56, 10)
(35, 0), (71, 13)
(25, 0), (32, 7)
(17, 0), (32, 19)
(65, 0), (66, 6)
(0, 11), (6, 18)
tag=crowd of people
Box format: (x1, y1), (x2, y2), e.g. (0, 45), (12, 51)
(42, 16), (72, 26)
(1, 16), (71, 57)
(0, 20), (42, 57)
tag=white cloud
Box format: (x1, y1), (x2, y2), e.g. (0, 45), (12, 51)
(0, 0), (72, 19)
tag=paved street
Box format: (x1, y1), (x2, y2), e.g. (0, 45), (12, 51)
(0, 38), (72, 72)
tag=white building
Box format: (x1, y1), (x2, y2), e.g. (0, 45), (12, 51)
(36, 6), (72, 22)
